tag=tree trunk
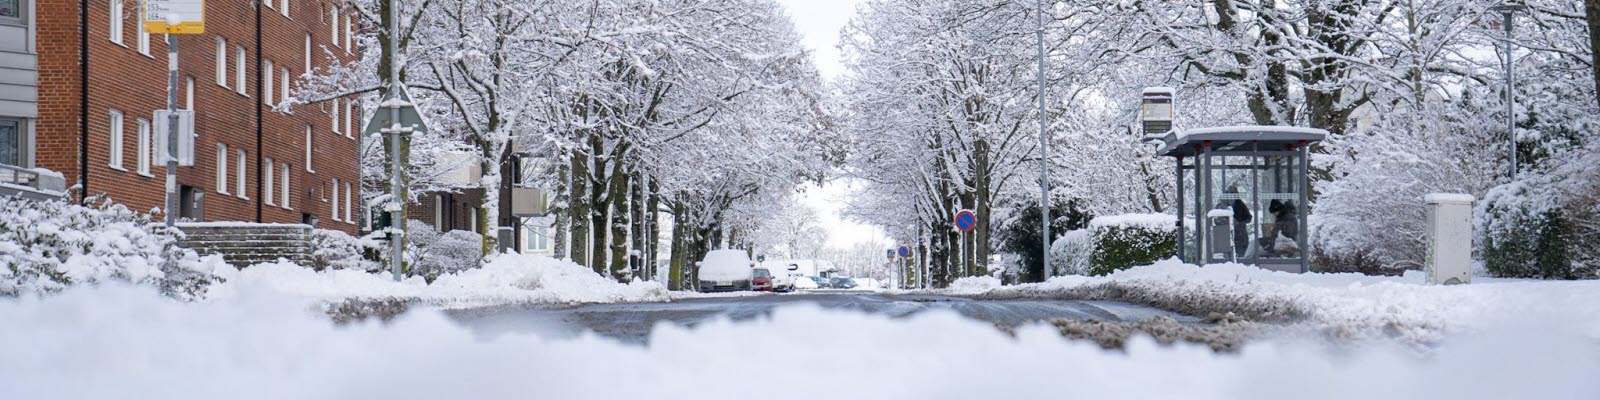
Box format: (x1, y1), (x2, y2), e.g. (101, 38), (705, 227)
(646, 178), (661, 280)
(588, 137), (609, 275)
(669, 200), (687, 291)
(552, 160), (569, 260)
(607, 164), (632, 281)
(568, 150), (590, 269)
(972, 139), (992, 278)
(629, 170), (646, 279)
(1588, 0), (1600, 106)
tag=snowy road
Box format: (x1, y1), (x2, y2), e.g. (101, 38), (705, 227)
(446, 292), (1199, 343)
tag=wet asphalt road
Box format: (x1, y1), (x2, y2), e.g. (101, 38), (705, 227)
(446, 291), (1198, 344)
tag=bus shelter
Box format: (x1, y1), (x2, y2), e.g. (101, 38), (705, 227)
(1150, 126), (1326, 273)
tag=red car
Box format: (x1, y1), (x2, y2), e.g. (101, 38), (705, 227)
(751, 268), (774, 291)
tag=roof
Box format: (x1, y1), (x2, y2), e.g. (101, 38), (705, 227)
(1153, 125), (1328, 157)
(1142, 87), (1176, 96)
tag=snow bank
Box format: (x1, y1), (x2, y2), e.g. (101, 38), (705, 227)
(2, 285), (1596, 399)
(946, 275), (1002, 295)
(976, 260), (1600, 345)
(210, 254), (669, 308)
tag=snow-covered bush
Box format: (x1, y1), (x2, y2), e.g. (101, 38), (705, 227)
(1087, 214), (1177, 276)
(311, 229), (382, 272)
(1050, 229), (1093, 276)
(0, 195), (227, 299)
(406, 221), (484, 281)
(1477, 181), (1590, 279)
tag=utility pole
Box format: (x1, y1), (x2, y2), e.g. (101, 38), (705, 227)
(384, 0), (408, 281)
(164, 34), (180, 227)
(1035, 0), (1051, 283)
(1492, 1), (1526, 181)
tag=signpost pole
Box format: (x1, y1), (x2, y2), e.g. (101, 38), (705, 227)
(164, 34), (179, 228)
(387, 0), (406, 282)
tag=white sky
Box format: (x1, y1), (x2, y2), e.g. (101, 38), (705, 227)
(776, 0), (888, 250)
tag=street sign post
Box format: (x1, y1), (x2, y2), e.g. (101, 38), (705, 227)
(365, 72), (431, 281)
(954, 209), (977, 232)
(145, 0), (205, 227)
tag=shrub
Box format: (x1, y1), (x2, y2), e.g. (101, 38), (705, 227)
(1049, 229), (1093, 276)
(403, 220), (484, 281)
(1087, 214), (1177, 276)
(311, 229), (383, 272)
(0, 195), (226, 299)
(1478, 182), (1592, 279)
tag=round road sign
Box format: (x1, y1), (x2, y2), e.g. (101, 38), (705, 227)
(954, 209), (977, 232)
(897, 246), (911, 258)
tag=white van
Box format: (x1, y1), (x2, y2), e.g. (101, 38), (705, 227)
(696, 250), (755, 292)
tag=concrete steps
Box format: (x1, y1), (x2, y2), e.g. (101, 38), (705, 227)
(176, 223), (313, 268)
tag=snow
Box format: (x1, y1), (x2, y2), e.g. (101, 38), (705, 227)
(1179, 125), (1330, 137)
(1090, 213), (1177, 232)
(986, 260), (1600, 345)
(947, 275), (1002, 295)
(208, 254), (668, 308)
(1423, 193), (1476, 205)
(1207, 209), (1234, 218)
(1141, 86), (1175, 95)
(2, 284), (1597, 399)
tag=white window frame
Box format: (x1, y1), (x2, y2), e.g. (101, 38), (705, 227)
(329, 6), (338, 46)
(279, 0), (289, 17)
(303, 33), (312, 73)
(185, 77), (194, 110)
(344, 181), (353, 223)
(264, 157), (275, 205)
(280, 66), (291, 108)
(215, 37), (228, 87)
(304, 126), (314, 173)
(135, 118), (151, 176)
(344, 99), (355, 138)
(330, 98), (340, 135)
(343, 14), (352, 51)
(234, 45), (247, 95)
(136, 4), (149, 55)
(330, 178), (340, 221)
(108, 0), (123, 45)
(262, 59), (274, 106)
(235, 149), (247, 198)
(216, 143), (229, 194)
(280, 162), (291, 210)
(107, 109), (124, 170)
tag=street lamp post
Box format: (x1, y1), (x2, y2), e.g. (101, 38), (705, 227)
(1491, 1), (1527, 181)
(1035, 0), (1051, 283)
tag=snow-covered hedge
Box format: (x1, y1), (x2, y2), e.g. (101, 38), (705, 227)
(311, 229), (383, 272)
(0, 196), (227, 299)
(1477, 181), (1593, 279)
(406, 221), (484, 281)
(1087, 214), (1177, 276)
(1050, 229), (1093, 276)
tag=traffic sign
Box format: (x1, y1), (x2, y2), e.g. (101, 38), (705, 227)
(954, 209), (977, 232)
(897, 246), (911, 258)
(144, 0), (206, 34)
(363, 85), (432, 137)
(886, 249), (895, 260)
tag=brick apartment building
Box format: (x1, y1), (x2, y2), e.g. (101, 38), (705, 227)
(9, 0), (363, 233)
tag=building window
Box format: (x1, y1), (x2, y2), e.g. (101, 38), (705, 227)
(330, 98), (340, 135)
(329, 6), (338, 46)
(234, 45), (247, 95)
(215, 37), (228, 87)
(344, 100), (355, 138)
(330, 178), (340, 221)
(185, 77), (195, 110)
(280, 162), (291, 209)
(216, 143), (228, 194)
(108, 0), (123, 45)
(107, 110), (124, 169)
(262, 59), (274, 105)
(235, 149), (246, 198)
(304, 126), (314, 173)
(0, 0), (20, 19)
(434, 194), (443, 227)
(136, 4), (150, 55)
(280, 66), (291, 107)
(304, 34), (312, 73)
(343, 14), (353, 51)
(344, 181), (353, 223)
(264, 157), (275, 205)
(279, 0), (289, 17)
(136, 118), (151, 176)
(0, 118), (20, 167)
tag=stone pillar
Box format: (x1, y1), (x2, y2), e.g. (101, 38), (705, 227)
(1425, 194), (1475, 285)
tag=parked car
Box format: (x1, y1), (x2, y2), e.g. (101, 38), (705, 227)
(751, 267), (774, 291)
(696, 250), (754, 292)
(830, 277), (858, 289)
(809, 276), (833, 289)
(761, 262), (801, 292)
(792, 275), (819, 290)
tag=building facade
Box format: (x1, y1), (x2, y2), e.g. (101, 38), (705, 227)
(29, 0), (363, 233)
(0, 0), (37, 174)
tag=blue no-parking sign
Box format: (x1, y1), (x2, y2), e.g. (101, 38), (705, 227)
(954, 209), (977, 232)
(898, 246), (911, 258)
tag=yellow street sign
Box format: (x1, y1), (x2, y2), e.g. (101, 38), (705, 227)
(143, 0), (206, 34)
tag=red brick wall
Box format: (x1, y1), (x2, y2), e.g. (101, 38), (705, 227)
(36, 0), (362, 235)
